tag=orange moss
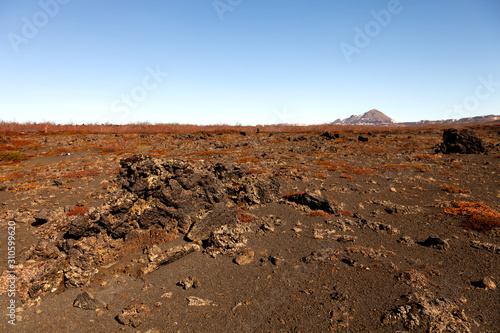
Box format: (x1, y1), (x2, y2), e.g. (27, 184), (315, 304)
(413, 154), (440, 160)
(440, 201), (500, 232)
(9, 184), (46, 192)
(234, 156), (260, 163)
(307, 210), (333, 217)
(237, 212), (254, 223)
(462, 214), (500, 232)
(312, 172), (328, 179)
(340, 210), (352, 216)
(318, 161), (340, 171)
(66, 206), (89, 216)
(284, 191), (305, 197)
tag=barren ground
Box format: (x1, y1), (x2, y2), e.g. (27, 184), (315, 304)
(0, 125), (499, 332)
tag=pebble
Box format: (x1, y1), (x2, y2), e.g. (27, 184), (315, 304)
(482, 277), (496, 290)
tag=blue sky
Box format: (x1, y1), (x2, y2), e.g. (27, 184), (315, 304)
(1, 0), (499, 125)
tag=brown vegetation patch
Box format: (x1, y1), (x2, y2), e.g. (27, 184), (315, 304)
(235, 156), (260, 163)
(441, 184), (468, 194)
(66, 206), (89, 216)
(440, 201), (500, 232)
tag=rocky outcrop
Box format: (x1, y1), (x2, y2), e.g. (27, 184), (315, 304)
(60, 155), (281, 288)
(435, 128), (490, 154)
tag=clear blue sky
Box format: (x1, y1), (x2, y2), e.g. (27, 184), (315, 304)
(1, 0), (499, 125)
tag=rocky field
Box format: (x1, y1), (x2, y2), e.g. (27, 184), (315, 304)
(0, 125), (499, 332)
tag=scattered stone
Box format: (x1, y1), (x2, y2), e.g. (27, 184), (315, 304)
(73, 291), (107, 310)
(234, 248), (255, 265)
(302, 248), (339, 263)
(419, 236), (450, 250)
(177, 277), (200, 290)
(330, 285), (350, 302)
(360, 219), (400, 234)
(371, 200), (422, 214)
(398, 236), (415, 246)
(471, 240), (500, 254)
(161, 292), (173, 298)
(206, 224), (251, 257)
(358, 135), (369, 142)
(187, 296), (216, 306)
(475, 277), (497, 290)
(261, 223), (275, 232)
(382, 291), (471, 332)
(313, 228), (336, 239)
(398, 269), (429, 289)
(116, 301), (151, 328)
(435, 128), (490, 154)
(269, 256), (285, 266)
(333, 235), (357, 243)
(140, 243), (201, 275)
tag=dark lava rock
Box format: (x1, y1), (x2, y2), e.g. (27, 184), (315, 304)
(186, 203), (238, 242)
(435, 128), (489, 154)
(358, 135), (369, 142)
(321, 131), (340, 139)
(116, 301), (151, 328)
(285, 192), (340, 215)
(32, 209), (51, 226)
(73, 291), (107, 310)
(62, 155), (282, 288)
(302, 248), (339, 263)
(418, 236), (450, 250)
(27, 258), (65, 299)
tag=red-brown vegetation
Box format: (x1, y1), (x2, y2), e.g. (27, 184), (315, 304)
(66, 206), (89, 216)
(441, 184), (469, 194)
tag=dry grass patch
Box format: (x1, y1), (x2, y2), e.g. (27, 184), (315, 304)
(66, 206), (89, 216)
(0, 151), (28, 162)
(440, 201), (500, 232)
(441, 184), (469, 194)
(235, 156), (260, 163)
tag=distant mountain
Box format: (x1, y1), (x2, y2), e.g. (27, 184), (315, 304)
(333, 109), (396, 125)
(333, 110), (499, 126)
(400, 114), (500, 126)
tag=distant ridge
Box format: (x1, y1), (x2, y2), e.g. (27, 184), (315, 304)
(333, 109), (396, 125)
(400, 114), (500, 126)
(333, 110), (500, 126)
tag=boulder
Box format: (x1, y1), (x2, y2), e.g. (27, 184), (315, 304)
(435, 128), (489, 154)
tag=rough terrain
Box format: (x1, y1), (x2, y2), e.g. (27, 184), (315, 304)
(0, 125), (499, 332)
